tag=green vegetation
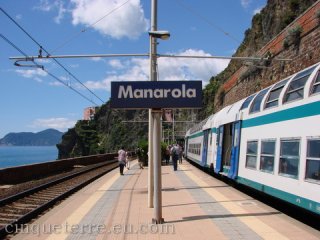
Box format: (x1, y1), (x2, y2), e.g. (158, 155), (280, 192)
(57, 102), (148, 159)
(283, 25), (302, 50)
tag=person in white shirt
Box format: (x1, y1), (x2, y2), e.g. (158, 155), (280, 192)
(118, 147), (127, 175)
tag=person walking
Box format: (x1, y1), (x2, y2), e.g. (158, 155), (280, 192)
(136, 147), (144, 169)
(118, 146), (127, 175)
(165, 146), (171, 165)
(171, 144), (180, 171)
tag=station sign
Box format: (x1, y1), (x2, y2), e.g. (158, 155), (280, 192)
(110, 81), (202, 109)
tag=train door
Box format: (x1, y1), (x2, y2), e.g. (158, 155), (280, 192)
(228, 121), (241, 179)
(215, 125), (224, 173)
(184, 137), (189, 159)
(201, 129), (210, 167)
(215, 123), (237, 176)
(221, 123), (233, 175)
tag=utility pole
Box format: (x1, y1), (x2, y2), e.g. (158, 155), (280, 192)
(149, 0), (164, 224)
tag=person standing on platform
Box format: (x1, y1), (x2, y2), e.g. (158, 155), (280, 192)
(136, 147), (144, 169)
(118, 146), (127, 175)
(126, 151), (130, 170)
(178, 145), (183, 164)
(165, 146), (171, 165)
(171, 144), (180, 171)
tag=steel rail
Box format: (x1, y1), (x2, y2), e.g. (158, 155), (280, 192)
(0, 159), (119, 238)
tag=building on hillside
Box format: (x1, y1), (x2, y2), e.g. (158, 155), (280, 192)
(83, 107), (96, 120)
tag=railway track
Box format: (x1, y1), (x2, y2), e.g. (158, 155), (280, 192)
(0, 159), (119, 238)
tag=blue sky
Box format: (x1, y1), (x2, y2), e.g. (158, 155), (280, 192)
(0, 0), (266, 138)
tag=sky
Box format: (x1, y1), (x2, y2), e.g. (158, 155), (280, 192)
(0, 0), (267, 138)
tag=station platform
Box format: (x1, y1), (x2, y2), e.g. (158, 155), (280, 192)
(11, 160), (320, 240)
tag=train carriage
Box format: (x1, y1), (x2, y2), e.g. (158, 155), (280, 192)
(237, 62), (320, 214)
(185, 61), (320, 215)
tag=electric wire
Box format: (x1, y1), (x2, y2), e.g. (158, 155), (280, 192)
(173, 0), (241, 44)
(0, 7), (104, 104)
(50, 0), (132, 54)
(0, 33), (98, 106)
(0, 33), (41, 68)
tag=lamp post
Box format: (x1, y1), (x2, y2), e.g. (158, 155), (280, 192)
(148, 0), (170, 224)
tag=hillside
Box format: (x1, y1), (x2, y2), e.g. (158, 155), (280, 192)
(57, 0), (318, 159)
(0, 129), (63, 146)
(200, 0), (318, 118)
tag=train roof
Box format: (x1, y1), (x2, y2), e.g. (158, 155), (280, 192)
(202, 114), (215, 130)
(213, 99), (245, 126)
(185, 61), (320, 137)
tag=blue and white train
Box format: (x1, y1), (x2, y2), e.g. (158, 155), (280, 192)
(185, 61), (320, 215)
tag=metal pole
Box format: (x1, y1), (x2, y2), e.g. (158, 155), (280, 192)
(152, 109), (163, 223)
(148, 0), (157, 209)
(150, 0), (163, 224)
(172, 109), (175, 143)
(148, 109), (154, 208)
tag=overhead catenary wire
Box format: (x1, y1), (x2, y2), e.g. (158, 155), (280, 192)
(174, 0), (241, 44)
(0, 7), (104, 104)
(50, 0), (132, 54)
(0, 33), (98, 106)
(0, 33), (43, 69)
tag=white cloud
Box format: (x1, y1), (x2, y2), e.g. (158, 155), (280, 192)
(90, 57), (104, 62)
(70, 64), (79, 68)
(34, 0), (53, 11)
(31, 117), (77, 131)
(36, 59), (51, 64)
(70, 0), (149, 39)
(54, 1), (67, 24)
(241, 0), (251, 9)
(15, 68), (48, 81)
(108, 59), (125, 69)
(34, 0), (67, 24)
(253, 7), (263, 15)
(83, 49), (229, 91)
(49, 81), (64, 86)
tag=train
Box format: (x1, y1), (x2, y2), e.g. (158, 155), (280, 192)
(184, 61), (320, 215)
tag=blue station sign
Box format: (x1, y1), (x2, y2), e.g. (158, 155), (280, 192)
(111, 81), (202, 109)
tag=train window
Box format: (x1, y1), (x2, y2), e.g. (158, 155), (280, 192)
(265, 78), (289, 109)
(240, 94), (256, 110)
(305, 139), (320, 182)
(279, 139), (300, 178)
(260, 140), (275, 173)
(311, 70), (320, 95)
(246, 141), (258, 169)
(284, 65), (317, 103)
(249, 88), (270, 114)
(188, 143), (201, 155)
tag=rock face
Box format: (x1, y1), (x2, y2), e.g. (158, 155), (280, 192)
(201, 0), (319, 117)
(0, 129), (63, 146)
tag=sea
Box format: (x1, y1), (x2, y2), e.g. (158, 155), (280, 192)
(0, 146), (58, 169)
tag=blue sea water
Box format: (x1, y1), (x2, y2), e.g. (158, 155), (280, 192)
(0, 146), (58, 169)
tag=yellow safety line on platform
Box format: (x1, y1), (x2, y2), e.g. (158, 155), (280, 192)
(45, 162), (136, 240)
(180, 164), (289, 240)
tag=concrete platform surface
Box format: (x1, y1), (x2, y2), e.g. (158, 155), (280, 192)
(10, 160), (320, 240)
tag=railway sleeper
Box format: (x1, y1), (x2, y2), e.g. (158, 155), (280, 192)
(0, 212), (22, 218)
(29, 195), (53, 201)
(0, 216), (17, 222)
(12, 203), (38, 208)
